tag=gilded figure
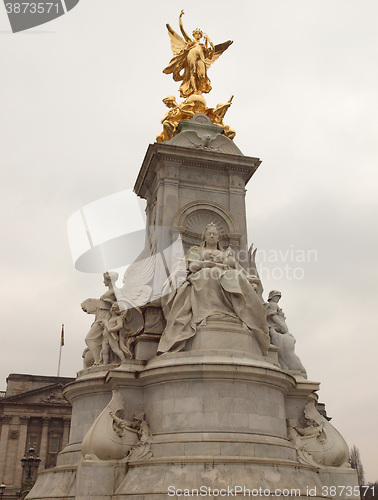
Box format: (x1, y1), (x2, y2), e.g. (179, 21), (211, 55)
(156, 96), (195, 143)
(163, 10), (232, 98)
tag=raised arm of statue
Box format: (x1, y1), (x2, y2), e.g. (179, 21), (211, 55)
(204, 33), (215, 58)
(215, 95), (233, 119)
(163, 12), (232, 98)
(178, 10), (191, 42)
(205, 96), (234, 126)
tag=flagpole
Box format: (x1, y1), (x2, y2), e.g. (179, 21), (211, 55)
(57, 324), (64, 377)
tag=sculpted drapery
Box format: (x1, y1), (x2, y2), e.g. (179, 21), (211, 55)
(265, 290), (307, 376)
(83, 271), (118, 365)
(158, 224), (270, 355)
(163, 11), (232, 98)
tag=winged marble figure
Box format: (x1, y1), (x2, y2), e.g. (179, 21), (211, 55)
(163, 10), (233, 98)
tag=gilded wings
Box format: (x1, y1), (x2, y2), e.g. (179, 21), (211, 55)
(165, 22), (233, 69)
(163, 12), (232, 98)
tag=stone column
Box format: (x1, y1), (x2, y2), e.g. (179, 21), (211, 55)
(14, 416), (30, 489)
(228, 170), (248, 259)
(38, 417), (49, 470)
(0, 415), (12, 480)
(62, 418), (70, 449)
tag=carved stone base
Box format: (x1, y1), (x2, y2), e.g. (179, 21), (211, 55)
(27, 354), (358, 500)
(24, 465), (76, 499)
(133, 334), (160, 361)
(75, 460), (120, 500)
(114, 462), (326, 499)
(188, 318), (264, 358)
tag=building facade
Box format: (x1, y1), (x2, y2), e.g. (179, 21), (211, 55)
(0, 374), (74, 499)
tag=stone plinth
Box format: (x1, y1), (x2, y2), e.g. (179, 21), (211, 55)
(133, 334), (160, 361)
(27, 338), (357, 499)
(188, 318), (267, 358)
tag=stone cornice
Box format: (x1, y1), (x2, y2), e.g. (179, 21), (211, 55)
(1, 383), (71, 406)
(134, 143), (261, 200)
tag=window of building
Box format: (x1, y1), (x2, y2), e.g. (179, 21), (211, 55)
(49, 436), (60, 454)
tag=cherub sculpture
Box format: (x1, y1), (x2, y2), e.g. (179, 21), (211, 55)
(99, 302), (129, 365)
(163, 10), (232, 98)
(82, 258), (151, 368)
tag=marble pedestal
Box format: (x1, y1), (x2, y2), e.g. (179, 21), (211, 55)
(27, 320), (357, 500)
(27, 121), (358, 498)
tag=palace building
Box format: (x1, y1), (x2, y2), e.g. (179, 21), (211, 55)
(0, 374), (74, 499)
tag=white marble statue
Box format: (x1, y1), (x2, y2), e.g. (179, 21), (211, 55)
(286, 418), (320, 467)
(82, 271), (119, 366)
(98, 302), (129, 365)
(82, 272), (144, 368)
(287, 401), (350, 468)
(81, 390), (152, 462)
(125, 411), (153, 463)
(158, 223), (270, 354)
(265, 290), (307, 377)
(108, 409), (153, 463)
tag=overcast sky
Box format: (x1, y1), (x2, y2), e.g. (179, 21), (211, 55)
(1, 0), (377, 482)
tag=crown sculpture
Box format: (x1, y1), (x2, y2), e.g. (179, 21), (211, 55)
(157, 10), (235, 142)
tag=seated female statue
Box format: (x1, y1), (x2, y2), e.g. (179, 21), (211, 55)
(158, 223), (270, 355)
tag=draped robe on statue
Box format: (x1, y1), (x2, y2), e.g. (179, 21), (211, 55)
(163, 41), (212, 98)
(158, 246), (270, 355)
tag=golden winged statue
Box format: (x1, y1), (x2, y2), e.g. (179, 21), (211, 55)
(163, 10), (233, 98)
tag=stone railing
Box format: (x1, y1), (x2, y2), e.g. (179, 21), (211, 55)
(0, 391), (6, 398)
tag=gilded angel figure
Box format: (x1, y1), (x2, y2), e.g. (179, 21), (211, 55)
(163, 10), (233, 98)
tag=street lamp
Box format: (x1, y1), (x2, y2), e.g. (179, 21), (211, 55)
(20, 446), (41, 480)
(0, 483), (5, 499)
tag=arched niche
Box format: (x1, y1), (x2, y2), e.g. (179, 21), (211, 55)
(172, 201), (241, 252)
